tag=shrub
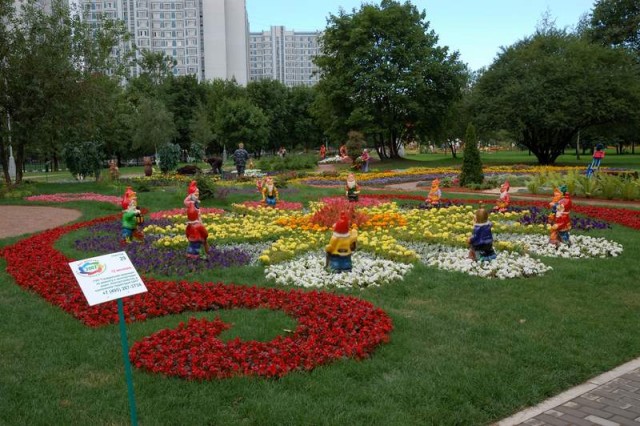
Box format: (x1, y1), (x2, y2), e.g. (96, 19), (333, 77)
(596, 173), (620, 199)
(345, 130), (365, 162)
(620, 178), (639, 201)
(257, 154), (317, 171)
(576, 174), (599, 198)
(194, 175), (217, 200)
(62, 141), (105, 181)
(459, 123), (484, 186)
(157, 142), (181, 174)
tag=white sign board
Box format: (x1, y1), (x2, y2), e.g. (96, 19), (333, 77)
(69, 251), (147, 306)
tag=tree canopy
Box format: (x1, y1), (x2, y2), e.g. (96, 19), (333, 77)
(471, 27), (640, 164)
(314, 0), (467, 159)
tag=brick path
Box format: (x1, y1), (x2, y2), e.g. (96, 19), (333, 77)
(496, 359), (640, 425)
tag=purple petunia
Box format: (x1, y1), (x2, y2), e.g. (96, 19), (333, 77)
(74, 220), (252, 276)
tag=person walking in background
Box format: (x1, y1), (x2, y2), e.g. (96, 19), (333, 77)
(320, 144), (326, 160)
(233, 142), (250, 178)
(361, 148), (370, 172)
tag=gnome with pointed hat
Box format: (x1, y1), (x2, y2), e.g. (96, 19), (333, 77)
(261, 176), (279, 207)
(495, 180), (510, 212)
(185, 203), (209, 259)
(121, 188), (143, 244)
(184, 180), (200, 210)
(345, 173), (360, 202)
(325, 212), (358, 272)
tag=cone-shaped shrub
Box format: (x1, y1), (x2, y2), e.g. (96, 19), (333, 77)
(459, 123), (484, 186)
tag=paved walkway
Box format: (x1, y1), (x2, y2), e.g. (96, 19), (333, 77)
(0, 205), (82, 239)
(496, 358), (640, 426)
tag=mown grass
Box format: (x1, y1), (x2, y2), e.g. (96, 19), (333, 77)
(1, 181), (640, 425)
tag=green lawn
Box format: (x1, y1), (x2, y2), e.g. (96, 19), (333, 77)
(1, 180), (640, 425)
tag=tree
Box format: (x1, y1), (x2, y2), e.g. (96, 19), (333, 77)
(471, 27), (640, 164)
(459, 123), (484, 186)
(213, 98), (268, 154)
(588, 0), (640, 56)
(131, 97), (178, 155)
(247, 79), (290, 153)
(162, 74), (205, 151)
(62, 140), (105, 181)
(0, 0), (129, 185)
(288, 86), (324, 151)
(189, 102), (214, 156)
(314, 0), (467, 160)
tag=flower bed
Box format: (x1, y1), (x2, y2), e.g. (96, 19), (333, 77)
(24, 192), (121, 205)
(0, 218), (393, 379)
(265, 251), (413, 289)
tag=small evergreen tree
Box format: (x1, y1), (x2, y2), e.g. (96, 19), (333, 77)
(62, 141), (105, 181)
(459, 123), (484, 186)
(157, 142), (181, 174)
(345, 130), (365, 163)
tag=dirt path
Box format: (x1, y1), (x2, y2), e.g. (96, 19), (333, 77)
(0, 206), (82, 239)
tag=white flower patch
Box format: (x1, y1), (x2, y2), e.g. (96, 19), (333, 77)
(496, 233), (623, 259)
(402, 242), (552, 280)
(264, 251), (413, 289)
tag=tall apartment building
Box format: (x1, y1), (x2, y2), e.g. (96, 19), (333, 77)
(77, 0), (249, 84)
(249, 26), (321, 87)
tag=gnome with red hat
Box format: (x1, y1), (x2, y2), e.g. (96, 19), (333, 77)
(325, 212), (358, 272)
(261, 176), (279, 207)
(185, 203), (209, 259)
(121, 188), (143, 244)
(550, 197), (571, 248)
(121, 186), (135, 210)
(495, 180), (510, 212)
(184, 180), (200, 210)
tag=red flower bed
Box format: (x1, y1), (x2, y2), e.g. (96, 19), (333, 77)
(0, 217), (393, 379)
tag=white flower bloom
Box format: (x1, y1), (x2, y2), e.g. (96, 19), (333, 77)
(264, 251), (413, 289)
(401, 241), (552, 279)
(495, 234), (623, 259)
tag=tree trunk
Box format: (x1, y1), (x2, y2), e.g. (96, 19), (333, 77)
(15, 143), (24, 184)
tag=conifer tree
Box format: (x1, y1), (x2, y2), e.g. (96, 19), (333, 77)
(459, 123), (484, 186)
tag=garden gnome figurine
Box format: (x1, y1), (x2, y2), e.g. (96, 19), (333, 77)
(185, 203), (209, 259)
(121, 189), (143, 244)
(325, 212), (358, 272)
(261, 176), (279, 207)
(121, 186), (136, 210)
(550, 198), (571, 247)
(467, 204), (496, 261)
(559, 184), (572, 214)
(108, 159), (119, 180)
(345, 173), (360, 202)
(548, 187), (563, 222)
(184, 180), (200, 210)
(143, 156), (153, 177)
(495, 180), (510, 212)
(427, 178), (441, 207)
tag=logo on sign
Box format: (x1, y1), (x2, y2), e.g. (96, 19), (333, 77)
(77, 260), (106, 276)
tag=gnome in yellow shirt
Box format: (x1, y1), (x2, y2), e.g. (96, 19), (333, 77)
(325, 212), (358, 272)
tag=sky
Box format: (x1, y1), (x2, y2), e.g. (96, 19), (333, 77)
(247, 0), (596, 71)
